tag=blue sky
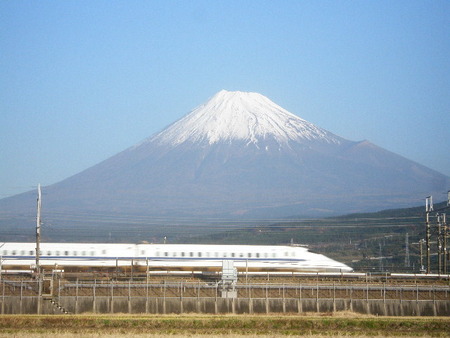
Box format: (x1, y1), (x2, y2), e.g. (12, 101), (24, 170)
(1, 1), (449, 199)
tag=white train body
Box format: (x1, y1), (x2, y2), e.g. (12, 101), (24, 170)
(0, 242), (352, 273)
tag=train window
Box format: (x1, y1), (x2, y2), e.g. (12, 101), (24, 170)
(20, 250), (24, 255)
(231, 253), (235, 258)
(248, 253), (251, 258)
(65, 251), (69, 256)
(272, 253), (276, 258)
(2, 250), (6, 255)
(12, 251), (16, 256)
(285, 252), (289, 257)
(215, 252), (219, 258)
(102, 250), (106, 255)
(164, 252), (168, 257)
(206, 252), (210, 258)
(91, 251), (95, 256)
(73, 251), (77, 256)
(223, 252), (227, 258)
(156, 252), (160, 257)
(198, 252), (202, 257)
(56, 251), (60, 256)
(29, 250), (33, 255)
(82, 251), (86, 256)
(181, 252), (185, 257)
(256, 253), (260, 258)
(264, 253), (268, 258)
(47, 251), (51, 255)
(190, 252), (193, 257)
(141, 250), (145, 255)
(240, 253), (244, 258)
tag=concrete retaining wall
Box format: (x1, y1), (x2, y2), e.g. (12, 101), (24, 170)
(2, 296), (449, 316)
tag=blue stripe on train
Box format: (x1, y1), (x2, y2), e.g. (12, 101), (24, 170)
(3, 255), (306, 262)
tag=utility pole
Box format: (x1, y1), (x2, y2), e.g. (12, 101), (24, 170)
(425, 196), (433, 274)
(442, 213), (447, 274)
(36, 184), (41, 277)
(0, 243), (4, 281)
(437, 214), (443, 274)
(419, 239), (425, 273)
(446, 191), (450, 274)
(404, 233), (410, 268)
(378, 242), (383, 272)
(36, 184), (42, 315)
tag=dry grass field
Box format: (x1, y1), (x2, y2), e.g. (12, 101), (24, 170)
(0, 312), (449, 337)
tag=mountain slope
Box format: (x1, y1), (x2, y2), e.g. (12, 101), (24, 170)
(0, 90), (448, 225)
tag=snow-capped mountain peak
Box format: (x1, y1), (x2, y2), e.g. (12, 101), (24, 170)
(151, 90), (341, 146)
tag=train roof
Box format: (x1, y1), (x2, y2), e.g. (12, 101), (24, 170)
(2, 242), (310, 251)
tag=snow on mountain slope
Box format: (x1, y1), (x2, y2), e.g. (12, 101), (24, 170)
(149, 90), (342, 147)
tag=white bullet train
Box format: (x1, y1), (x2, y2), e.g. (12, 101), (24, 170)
(0, 242), (353, 273)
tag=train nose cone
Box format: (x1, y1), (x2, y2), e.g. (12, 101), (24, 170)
(341, 264), (353, 272)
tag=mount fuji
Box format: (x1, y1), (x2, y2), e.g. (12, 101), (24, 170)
(1, 90), (448, 224)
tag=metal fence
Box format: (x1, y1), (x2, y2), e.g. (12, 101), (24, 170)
(1, 278), (449, 315)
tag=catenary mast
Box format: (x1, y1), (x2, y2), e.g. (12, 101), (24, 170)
(36, 184), (41, 276)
